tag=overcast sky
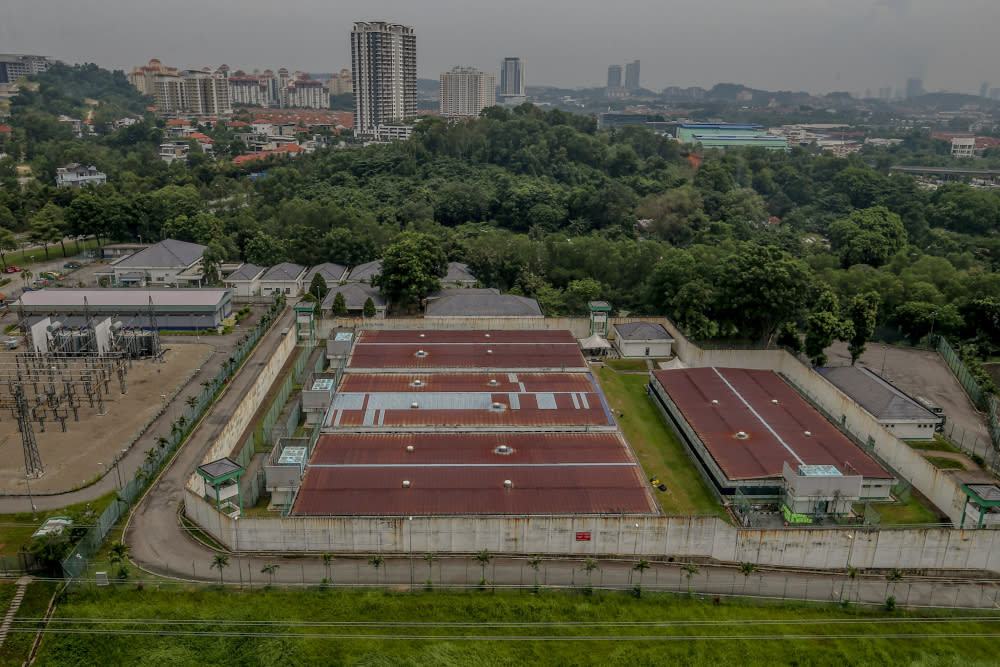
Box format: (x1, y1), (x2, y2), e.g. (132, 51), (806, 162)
(2, 0), (997, 95)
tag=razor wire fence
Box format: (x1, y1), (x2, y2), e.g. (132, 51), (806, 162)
(60, 297), (286, 579)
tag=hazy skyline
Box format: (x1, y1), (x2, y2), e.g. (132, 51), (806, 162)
(2, 0), (997, 96)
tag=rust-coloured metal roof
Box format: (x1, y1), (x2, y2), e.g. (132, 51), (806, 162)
(311, 433), (636, 465)
(360, 330), (577, 344)
(652, 367), (891, 481)
(293, 465), (655, 515)
(340, 373), (596, 394)
(348, 343), (586, 370)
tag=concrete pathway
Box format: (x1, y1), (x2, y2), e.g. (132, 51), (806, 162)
(124, 308), (295, 579)
(0, 576), (31, 647)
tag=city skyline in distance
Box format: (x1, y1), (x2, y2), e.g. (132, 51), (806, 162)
(2, 0), (998, 96)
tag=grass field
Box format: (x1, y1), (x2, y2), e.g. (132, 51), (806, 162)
(0, 491), (118, 556)
(856, 490), (944, 526)
(25, 587), (1000, 666)
(924, 456), (967, 471)
(0, 239), (99, 270)
(602, 358), (648, 372)
(907, 436), (962, 454)
(0, 581), (56, 666)
(595, 368), (726, 519)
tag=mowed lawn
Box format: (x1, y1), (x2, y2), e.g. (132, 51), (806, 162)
(28, 587), (1000, 666)
(595, 367), (725, 519)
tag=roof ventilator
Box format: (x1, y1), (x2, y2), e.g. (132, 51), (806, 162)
(494, 444), (514, 455)
(411, 379), (424, 387)
(406, 445), (414, 453)
(734, 431), (749, 440)
(415, 349), (428, 358)
(486, 349), (493, 355)
(711, 399), (719, 406)
(411, 402), (419, 409)
(804, 431), (812, 437)
(771, 399), (779, 405)
(402, 480), (411, 488)
(488, 379), (499, 387)
(503, 479), (513, 489)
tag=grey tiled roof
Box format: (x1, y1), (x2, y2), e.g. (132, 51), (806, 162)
(261, 262), (306, 282)
(306, 263), (348, 283)
(226, 263), (265, 281)
(322, 282), (386, 310)
(444, 261), (477, 283)
(614, 321), (674, 341)
(346, 259), (382, 282)
(425, 293), (542, 317)
(817, 366), (941, 422)
(197, 457), (242, 479)
(114, 239), (206, 269)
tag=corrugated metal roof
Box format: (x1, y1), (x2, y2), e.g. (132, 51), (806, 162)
(817, 366), (940, 422)
(349, 343), (586, 370)
(14, 288), (231, 308)
(652, 367), (891, 481)
(312, 433), (636, 465)
(294, 465), (655, 515)
(328, 400), (611, 428)
(360, 330), (576, 344)
(340, 373), (596, 394)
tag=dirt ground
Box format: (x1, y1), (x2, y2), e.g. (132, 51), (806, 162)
(824, 341), (989, 448)
(0, 343), (211, 494)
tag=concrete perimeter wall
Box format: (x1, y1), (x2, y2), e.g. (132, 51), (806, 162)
(184, 314), (989, 571)
(316, 316), (673, 341)
(184, 490), (1000, 571)
(187, 330), (298, 497)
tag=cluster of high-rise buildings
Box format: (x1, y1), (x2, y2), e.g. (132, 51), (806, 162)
(606, 60), (640, 97)
(128, 59), (343, 117)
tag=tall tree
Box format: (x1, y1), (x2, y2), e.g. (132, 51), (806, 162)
(0, 226), (16, 268)
(804, 290), (846, 367)
(847, 292), (881, 365)
(374, 232), (447, 309)
(331, 291), (347, 317)
(29, 203), (64, 260)
(828, 206), (907, 268)
(309, 273), (329, 301)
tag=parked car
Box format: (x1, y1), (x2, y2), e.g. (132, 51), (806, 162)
(39, 271), (62, 281)
(3, 338), (19, 350)
(63, 261), (82, 269)
(32, 278), (48, 288)
(4, 266), (20, 273)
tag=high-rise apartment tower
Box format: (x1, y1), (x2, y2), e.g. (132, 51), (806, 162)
(499, 57), (525, 104)
(351, 21), (417, 136)
(440, 66), (496, 118)
(607, 65), (622, 90)
(625, 60), (640, 91)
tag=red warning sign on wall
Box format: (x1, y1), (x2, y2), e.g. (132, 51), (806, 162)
(575, 532), (591, 541)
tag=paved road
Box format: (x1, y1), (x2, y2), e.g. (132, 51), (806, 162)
(0, 306), (270, 514)
(124, 307), (294, 577)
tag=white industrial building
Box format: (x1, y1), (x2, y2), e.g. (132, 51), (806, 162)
(817, 366), (944, 440)
(612, 321), (675, 358)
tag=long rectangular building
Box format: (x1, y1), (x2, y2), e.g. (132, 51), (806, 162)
(13, 288), (233, 330)
(650, 367), (893, 509)
(289, 329), (658, 516)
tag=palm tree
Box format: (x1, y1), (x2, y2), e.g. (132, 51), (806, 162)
(475, 549), (492, 584)
(584, 558), (599, 591)
(527, 555), (543, 589)
(423, 552), (438, 583)
(261, 562), (280, 586)
(842, 566), (859, 601)
(368, 554), (384, 585)
(681, 562), (700, 593)
(185, 395), (198, 410)
(211, 554), (230, 585)
(109, 541), (130, 579)
(321, 552), (334, 584)
(738, 561), (757, 593)
(885, 568), (904, 598)
(633, 558), (650, 586)
(176, 415), (188, 430)
(155, 436), (170, 450)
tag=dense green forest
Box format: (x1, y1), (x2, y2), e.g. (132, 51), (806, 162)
(1, 66), (999, 372)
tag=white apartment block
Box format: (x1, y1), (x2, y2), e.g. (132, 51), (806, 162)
(440, 66), (496, 118)
(351, 22), (417, 136)
(285, 79), (329, 109)
(951, 137), (976, 158)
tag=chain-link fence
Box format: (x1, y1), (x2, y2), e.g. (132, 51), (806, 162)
(60, 297), (286, 579)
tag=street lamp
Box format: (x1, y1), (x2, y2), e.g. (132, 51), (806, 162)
(408, 516), (414, 591)
(24, 470), (36, 520)
(113, 448), (126, 488)
(234, 515), (243, 589)
(630, 522), (640, 585)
